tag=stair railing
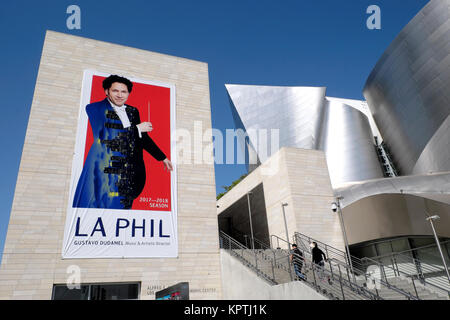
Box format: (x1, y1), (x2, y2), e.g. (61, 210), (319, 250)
(293, 232), (366, 273)
(292, 232), (420, 300)
(219, 230), (277, 285)
(221, 231), (420, 300)
(295, 230), (449, 298)
(271, 234), (389, 300)
(364, 250), (450, 298)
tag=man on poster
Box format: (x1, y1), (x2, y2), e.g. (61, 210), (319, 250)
(72, 75), (173, 210)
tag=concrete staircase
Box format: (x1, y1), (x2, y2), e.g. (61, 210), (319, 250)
(376, 277), (448, 300)
(232, 248), (370, 300)
(222, 232), (449, 300)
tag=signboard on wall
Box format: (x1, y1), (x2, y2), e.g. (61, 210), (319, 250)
(62, 70), (177, 258)
(155, 282), (189, 300)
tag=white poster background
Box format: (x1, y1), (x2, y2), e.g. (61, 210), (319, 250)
(62, 70), (177, 258)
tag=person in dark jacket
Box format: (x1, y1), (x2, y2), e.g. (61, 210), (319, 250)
(310, 242), (332, 284)
(290, 244), (306, 281)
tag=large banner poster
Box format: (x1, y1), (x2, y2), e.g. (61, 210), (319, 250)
(62, 70), (177, 258)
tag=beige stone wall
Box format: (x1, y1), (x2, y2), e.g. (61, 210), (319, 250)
(217, 147), (344, 251)
(282, 148), (344, 250)
(0, 31), (222, 299)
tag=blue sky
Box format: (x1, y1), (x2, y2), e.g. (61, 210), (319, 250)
(0, 0), (429, 259)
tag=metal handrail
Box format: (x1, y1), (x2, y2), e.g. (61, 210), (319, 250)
(327, 258), (386, 300)
(346, 237), (450, 293)
(219, 231), (277, 284)
(362, 253), (450, 297)
(272, 251), (370, 300)
(355, 237), (450, 297)
(293, 232), (366, 272)
(357, 238), (450, 257)
(270, 234), (292, 249)
(227, 228), (271, 250)
(329, 258), (418, 300)
(292, 232), (424, 300)
(273, 250), (383, 300)
(294, 230), (450, 294)
(370, 240), (450, 261)
(272, 234), (386, 299)
(252, 237), (271, 250)
(221, 231), (424, 300)
(371, 251), (448, 276)
(360, 255), (421, 297)
(223, 231), (346, 299)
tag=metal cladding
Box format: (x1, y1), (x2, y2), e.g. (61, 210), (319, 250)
(226, 84), (384, 187)
(318, 98), (384, 185)
(224, 1), (450, 243)
(226, 84), (326, 150)
(334, 171), (450, 208)
(363, 0), (450, 176)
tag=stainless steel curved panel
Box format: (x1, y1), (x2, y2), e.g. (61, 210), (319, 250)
(318, 99), (384, 186)
(413, 115), (450, 174)
(363, 0), (450, 175)
(326, 97), (383, 142)
(226, 84), (327, 161)
(226, 84), (384, 187)
(334, 172), (450, 208)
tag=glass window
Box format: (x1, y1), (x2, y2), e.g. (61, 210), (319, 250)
(52, 285), (89, 300)
(375, 241), (392, 256)
(350, 243), (377, 259)
(410, 237), (450, 268)
(52, 283), (139, 300)
(373, 241), (394, 268)
(391, 238), (410, 254)
(416, 246), (447, 267)
(90, 283), (139, 300)
(410, 237), (434, 249)
(444, 243), (450, 262)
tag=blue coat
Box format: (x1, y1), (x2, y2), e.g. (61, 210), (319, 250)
(72, 98), (166, 209)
